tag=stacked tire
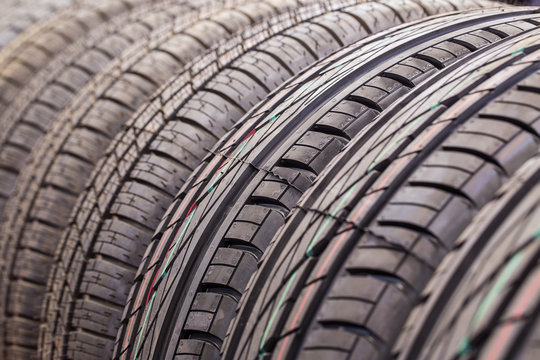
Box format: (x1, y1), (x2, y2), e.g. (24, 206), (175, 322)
(0, 1), (537, 360)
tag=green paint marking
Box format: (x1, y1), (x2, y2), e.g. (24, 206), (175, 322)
(130, 123), (259, 358)
(512, 47), (525, 55)
(458, 337), (471, 356)
(133, 292), (156, 360)
(271, 76), (319, 119)
(160, 209), (197, 278)
(207, 134), (253, 192)
(471, 250), (524, 331)
(458, 249), (525, 356)
(259, 271), (298, 351)
(306, 183), (358, 257)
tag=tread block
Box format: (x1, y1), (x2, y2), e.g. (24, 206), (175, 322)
(79, 259), (134, 307)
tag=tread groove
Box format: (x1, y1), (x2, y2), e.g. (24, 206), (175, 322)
(376, 220), (447, 250)
(407, 180), (476, 205)
(184, 331), (222, 349)
(441, 145), (508, 175)
(347, 93), (383, 112)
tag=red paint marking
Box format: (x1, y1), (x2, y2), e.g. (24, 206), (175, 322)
(121, 121), (260, 359)
(485, 322), (514, 360)
(217, 157), (229, 171)
(149, 228), (171, 268)
(414, 121), (445, 150)
(485, 270), (540, 360)
(513, 272), (540, 318)
(277, 335), (291, 360)
(351, 192), (376, 223)
(351, 121), (445, 223)
(279, 228), (351, 358)
(187, 201), (197, 217)
(289, 283), (316, 331)
(121, 317), (136, 359)
(168, 187), (197, 239)
(124, 269), (154, 357)
(134, 272), (151, 310)
(146, 270), (161, 306)
(243, 128), (257, 142)
(317, 228), (350, 278)
(152, 213), (183, 265)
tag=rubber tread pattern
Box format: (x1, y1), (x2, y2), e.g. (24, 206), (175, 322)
(219, 11), (540, 360)
(113, 3), (513, 360)
(394, 156), (540, 360)
(0, 0), (151, 125)
(0, 0), (207, 230)
(0, 1), (299, 359)
(47, 2), (401, 359)
(0, 0), (81, 49)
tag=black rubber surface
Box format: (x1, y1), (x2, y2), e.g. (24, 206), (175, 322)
(393, 155), (539, 360)
(25, 1), (357, 358)
(0, 0), (205, 237)
(0, 1), (301, 359)
(0, 0), (148, 129)
(113, 4), (531, 360)
(44, 1), (448, 359)
(0, 0), (85, 49)
(219, 11), (540, 360)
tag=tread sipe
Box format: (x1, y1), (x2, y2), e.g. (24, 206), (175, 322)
(0, 0), (149, 126)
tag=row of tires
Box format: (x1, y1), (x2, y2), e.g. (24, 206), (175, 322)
(0, 0), (538, 359)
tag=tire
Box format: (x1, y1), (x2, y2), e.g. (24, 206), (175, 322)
(223, 12), (540, 360)
(394, 155), (540, 360)
(0, 0), (80, 49)
(114, 3), (523, 360)
(0, 0), (147, 126)
(0, 1), (320, 359)
(45, 1), (460, 359)
(0, 0), (205, 237)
